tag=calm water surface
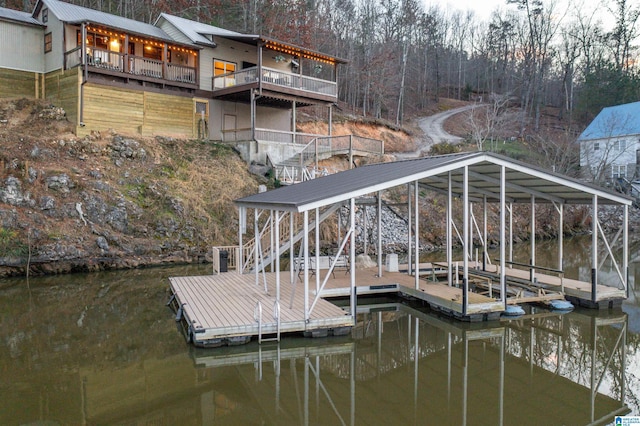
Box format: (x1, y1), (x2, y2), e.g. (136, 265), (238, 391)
(1, 237), (639, 425)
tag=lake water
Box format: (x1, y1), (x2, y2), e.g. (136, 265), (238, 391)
(1, 237), (639, 425)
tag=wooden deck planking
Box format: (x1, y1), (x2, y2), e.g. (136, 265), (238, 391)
(174, 255), (628, 345)
(170, 272), (352, 343)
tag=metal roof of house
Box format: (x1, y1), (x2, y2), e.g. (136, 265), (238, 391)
(158, 13), (257, 47)
(37, 0), (179, 43)
(236, 152), (633, 212)
(158, 12), (346, 64)
(0, 6), (43, 26)
(577, 101), (640, 141)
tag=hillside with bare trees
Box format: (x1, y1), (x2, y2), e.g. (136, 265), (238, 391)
(4, 0), (639, 135)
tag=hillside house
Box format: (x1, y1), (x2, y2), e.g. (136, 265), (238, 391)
(0, 0), (344, 164)
(578, 102), (640, 185)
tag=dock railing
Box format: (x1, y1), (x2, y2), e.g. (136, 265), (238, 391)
(211, 245), (240, 272)
(501, 260), (564, 293)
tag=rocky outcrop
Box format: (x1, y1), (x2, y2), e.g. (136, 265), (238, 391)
(0, 99), (263, 277)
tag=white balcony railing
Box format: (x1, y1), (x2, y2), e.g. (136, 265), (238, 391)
(64, 47), (197, 86)
(212, 66), (337, 97)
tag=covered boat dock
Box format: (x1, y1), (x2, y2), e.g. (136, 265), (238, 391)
(170, 151), (632, 345)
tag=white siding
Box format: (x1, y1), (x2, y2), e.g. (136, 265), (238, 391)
(41, 6), (64, 72)
(0, 20), (44, 72)
(580, 135), (639, 179)
(199, 47), (214, 91)
(157, 19), (193, 46)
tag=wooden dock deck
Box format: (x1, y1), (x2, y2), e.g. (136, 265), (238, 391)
(169, 266), (508, 347)
(168, 255), (626, 347)
(169, 273), (354, 347)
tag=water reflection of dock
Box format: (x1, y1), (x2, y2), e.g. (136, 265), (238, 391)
(5, 305), (627, 424)
(183, 306), (630, 425)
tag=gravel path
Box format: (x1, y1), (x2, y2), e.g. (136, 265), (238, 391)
(397, 104), (479, 159)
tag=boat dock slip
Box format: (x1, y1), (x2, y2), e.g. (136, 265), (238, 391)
(174, 152), (633, 346)
(443, 261), (627, 309)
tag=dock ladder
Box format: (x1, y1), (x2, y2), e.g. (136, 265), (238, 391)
(254, 300), (281, 344)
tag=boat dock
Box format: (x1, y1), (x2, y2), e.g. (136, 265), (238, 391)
(171, 152), (632, 347)
(167, 257), (623, 347)
(168, 267), (503, 347)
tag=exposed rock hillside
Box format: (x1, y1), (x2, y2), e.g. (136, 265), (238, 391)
(0, 99), (262, 277)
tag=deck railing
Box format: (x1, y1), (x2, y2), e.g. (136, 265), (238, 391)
(221, 128), (323, 144)
(64, 47), (197, 85)
(211, 245), (240, 271)
(273, 135), (385, 184)
(212, 66), (337, 97)
(129, 55), (162, 78)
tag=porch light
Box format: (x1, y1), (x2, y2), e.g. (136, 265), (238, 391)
(274, 54), (286, 63)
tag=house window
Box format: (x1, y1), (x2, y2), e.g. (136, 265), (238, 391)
(214, 60), (236, 88)
(143, 44), (162, 61)
(593, 142), (599, 151)
(42, 8), (48, 23)
(612, 164), (627, 179)
(614, 139), (627, 151)
(44, 32), (52, 53)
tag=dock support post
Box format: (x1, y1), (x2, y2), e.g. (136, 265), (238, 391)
(270, 211), (274, 272)
(275, 211), (281, 302)
(255, 209), (259, 286)
(304, 210), (309, 322)
(463, 166), (469, 316)
(290, 212), (295, 285)
(239, 207), (245, 274)
(407, 183), (412, 276)
(624, 204), (629, 297)
(350, 197), (356, 322)
(592, 195), (598, 303)
(500, 165), (506, 307)
(483, 195), (487, 271)
(315, 208), (320, 293)
(447, 172), (452, 286)
(509, 202), (513, 267)
(530, 195), (535, 283)
(377, 191), (382, 277)
(363, 205), (368, 256)
(415, 180), (420, 290)
(558, 203), (563, 272)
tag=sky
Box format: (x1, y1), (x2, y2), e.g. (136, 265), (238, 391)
(430, 0), (617, 29)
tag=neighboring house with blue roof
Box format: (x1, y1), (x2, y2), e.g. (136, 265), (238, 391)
(0, 0), (344, 164)
(577, 101), (640, 183)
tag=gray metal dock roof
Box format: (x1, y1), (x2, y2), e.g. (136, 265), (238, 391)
(235, 152), (633, 212)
